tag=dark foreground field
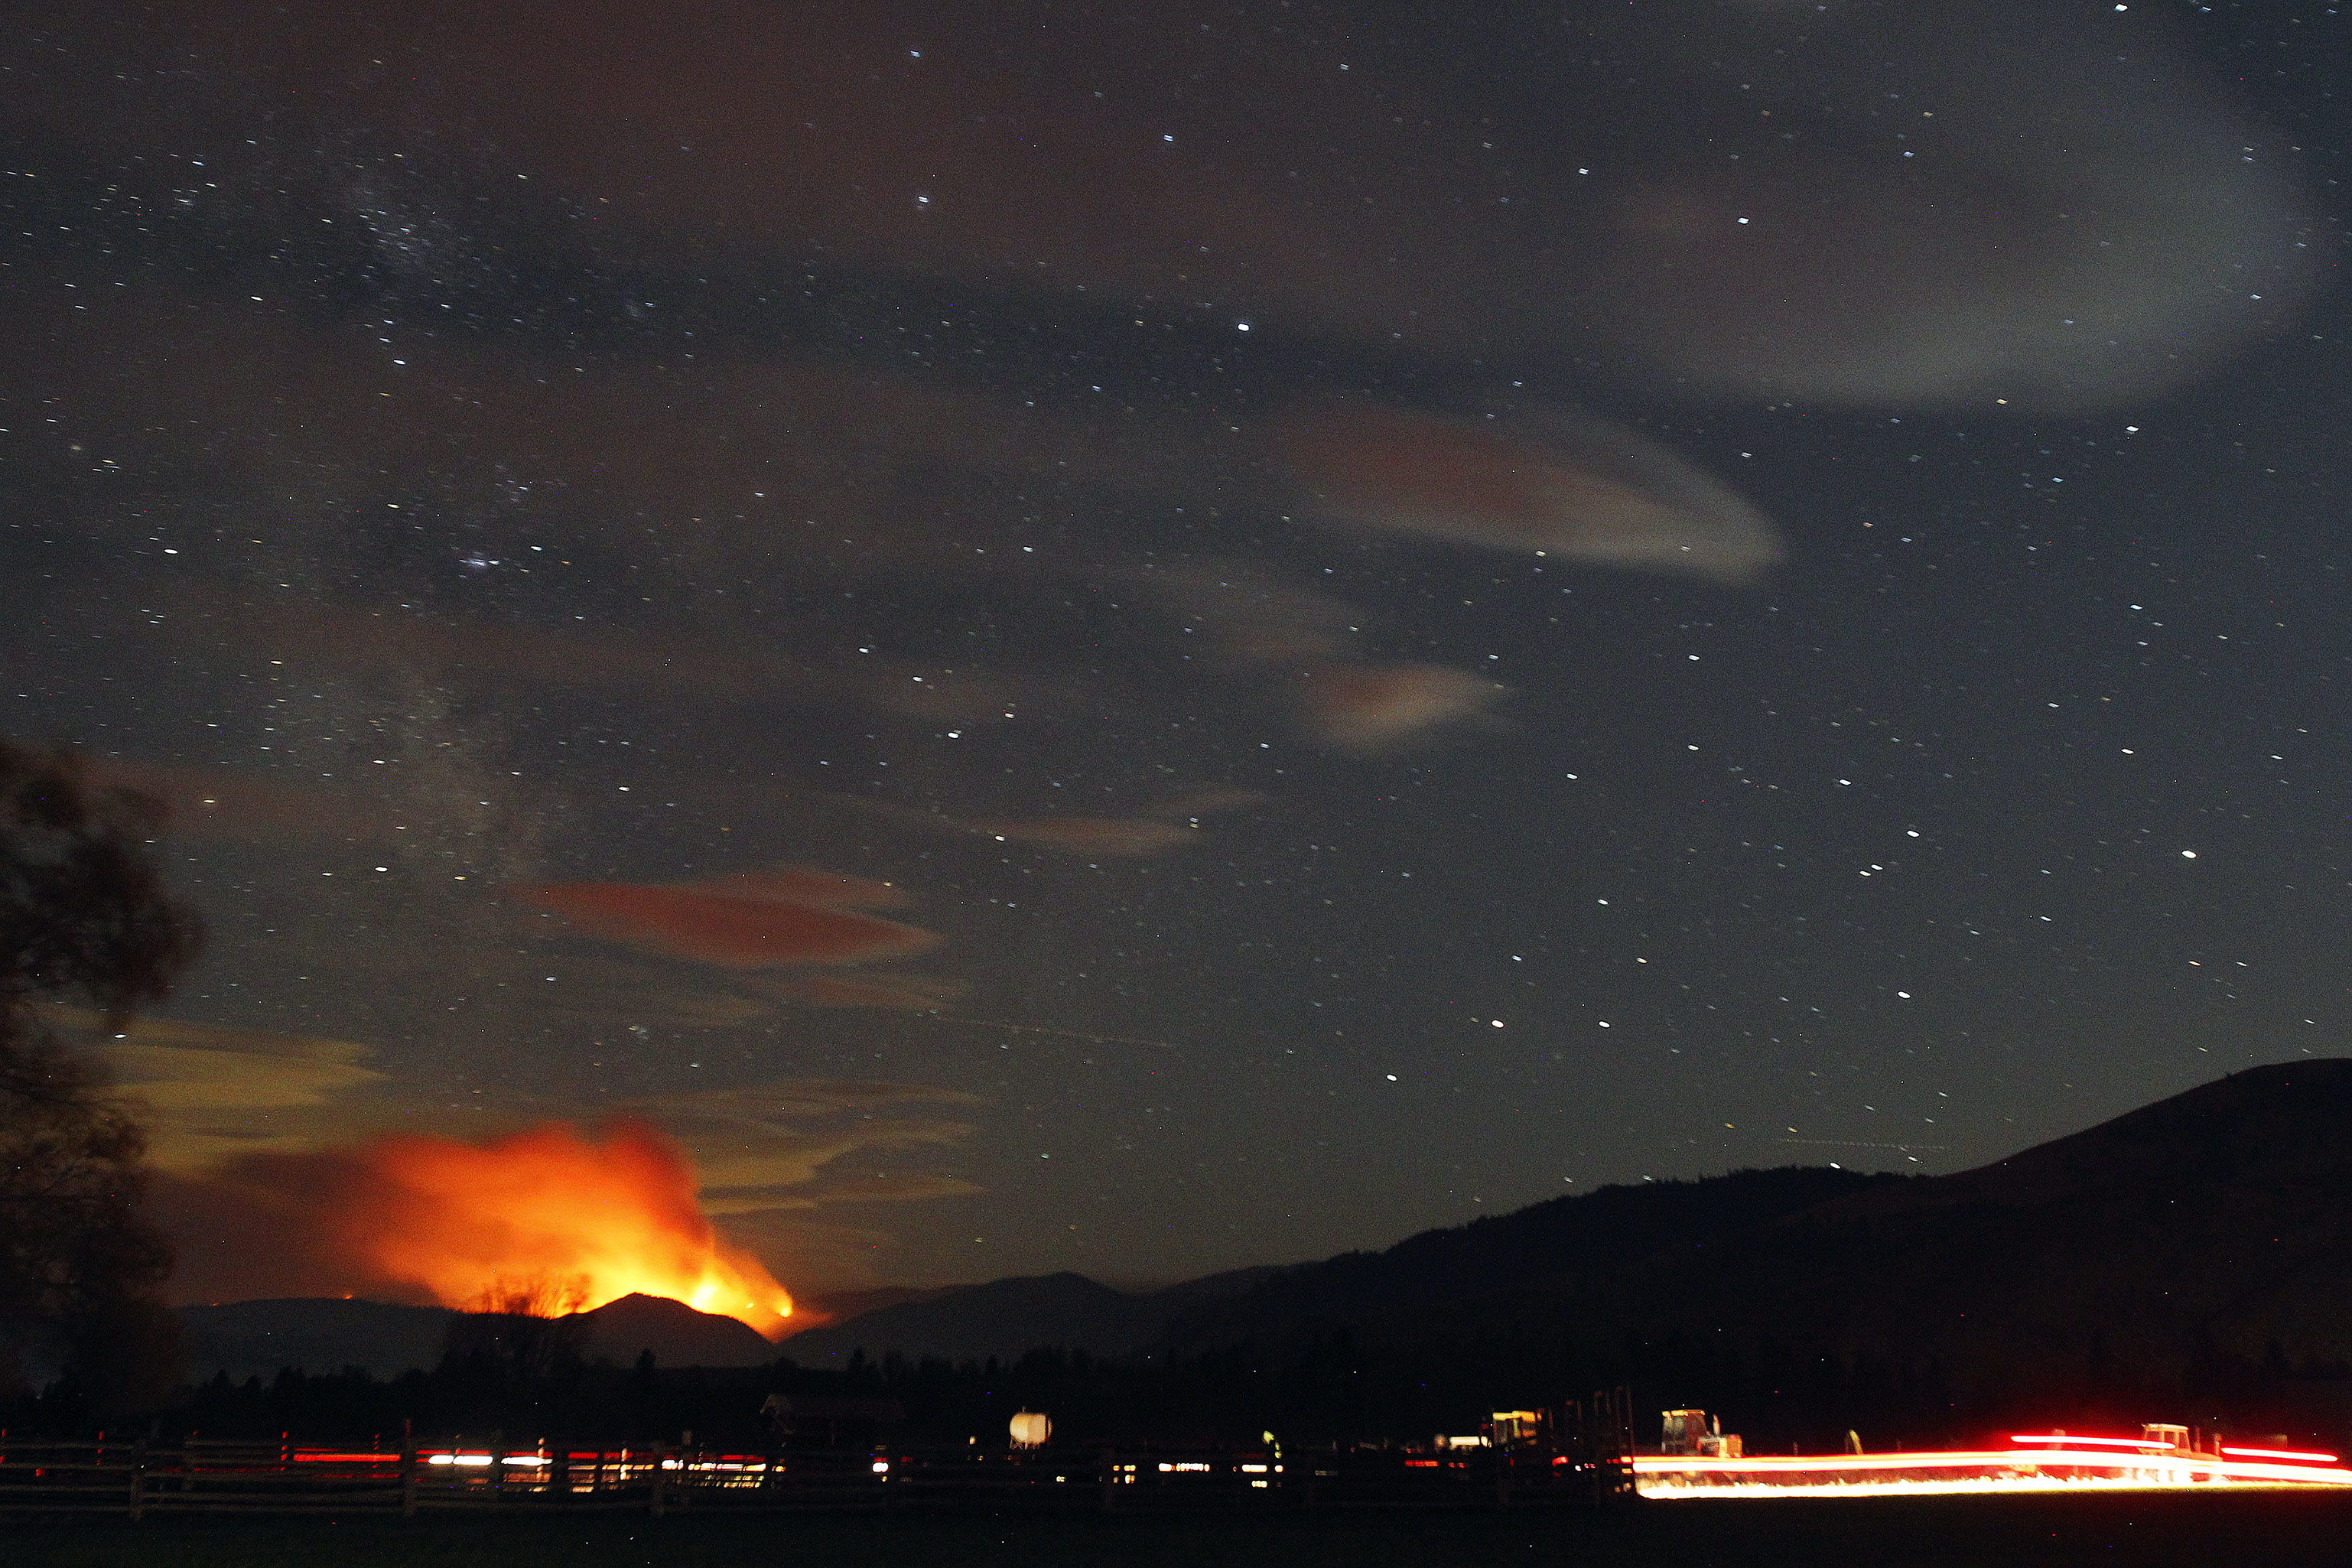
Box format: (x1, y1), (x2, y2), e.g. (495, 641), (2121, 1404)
(6, 1492), (2352, 1568)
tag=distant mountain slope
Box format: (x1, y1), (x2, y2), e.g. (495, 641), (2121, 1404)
(771, 1176), (1898, 1369)
(577, 1293), (777, 1368)
(775, 1267), (1279, 1367)
(678, 1063), (2352, 1382)
(800, 1284), (955, 1322)
(180, 1063), (2352, 1435)
(181, 1298), (454, 1381)
(1552, 1059), (2352, 1391)
(181, 1293), (782, 1378)
(1157, 1165), (1905, 1349)
(1255, 1061), (2352, 1423)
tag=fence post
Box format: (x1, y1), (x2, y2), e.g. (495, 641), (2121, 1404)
(1098, 1448), (1117, 1513)
(128, 1437), (146, 1521)
(400, 1420), (418, 1517)
(649, 1445), (668, 1516)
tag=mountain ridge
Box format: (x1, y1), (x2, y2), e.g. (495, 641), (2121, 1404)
(181, 1290), (779, 1381)
(181, 1061), (2352, 1429)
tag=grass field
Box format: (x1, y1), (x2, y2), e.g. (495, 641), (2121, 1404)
(5, 1491), (2350, 1568)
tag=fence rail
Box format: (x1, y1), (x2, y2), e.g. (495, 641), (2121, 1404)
(0, 1435), (1634, 1518)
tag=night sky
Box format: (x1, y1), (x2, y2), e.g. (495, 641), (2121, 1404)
(1, 0), (2344, 1310)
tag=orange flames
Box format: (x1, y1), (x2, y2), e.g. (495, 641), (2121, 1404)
(329, 1120), (792, 1338)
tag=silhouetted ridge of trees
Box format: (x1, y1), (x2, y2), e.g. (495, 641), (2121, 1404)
(142, 1312), (2352, 1455)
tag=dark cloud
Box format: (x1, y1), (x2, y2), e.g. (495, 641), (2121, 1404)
(80, 760), (390, 843)
(11, 1), (2305, 405)
(767, 972), (972, 1011)
(176, 593), (1036, 730)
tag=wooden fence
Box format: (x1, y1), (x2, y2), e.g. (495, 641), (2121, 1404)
(0, 1435), (1634, 1517)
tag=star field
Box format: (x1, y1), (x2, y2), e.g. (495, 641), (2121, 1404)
(0, 0), (2343, 1303)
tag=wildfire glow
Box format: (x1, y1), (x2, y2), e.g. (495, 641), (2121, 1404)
(330, 1119), (792, 1337)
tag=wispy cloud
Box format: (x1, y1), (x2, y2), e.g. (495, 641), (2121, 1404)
(625, 1078), (984, 1215)
(59, 1010), (392, 1171)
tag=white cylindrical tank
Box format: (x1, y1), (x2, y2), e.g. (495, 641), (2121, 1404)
(1009, 1410), (1052, 1448)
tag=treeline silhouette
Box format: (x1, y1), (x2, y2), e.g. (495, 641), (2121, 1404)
(0, 744), (203, 1420)
(11, 1308), (2348, 1453)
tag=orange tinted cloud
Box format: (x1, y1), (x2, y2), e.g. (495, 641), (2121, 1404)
(1271, 403), (1781, 581)
(1297, 662), (1505, 753)
(514, 873), (939, 967)
(1133, 559), (1514, 753)
(1142, 561), (1358, 663)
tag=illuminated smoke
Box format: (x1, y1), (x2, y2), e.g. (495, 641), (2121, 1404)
(327, 1119), (792, 1338)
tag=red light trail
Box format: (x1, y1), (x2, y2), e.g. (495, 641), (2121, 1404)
(1636, 1434), (2352, 1498)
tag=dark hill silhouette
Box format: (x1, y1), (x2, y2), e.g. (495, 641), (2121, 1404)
(771, 1062), (2352, 1440)
(769, 1174), (1896, 1368)
(1886, 1058), (2352, 1207)
(1156, 1164), (1905, 1349)
(801, 1284), (954, 1322)
(180, 1297), (454, 1381)
(775, 1267), (1279, 1367)
(1552, 1059), (2352, 1400)
(577, 1293), (776, 1367)
(1224, 1061), (2352, 1436)
(174, 1063), (2352, 1441)
(181, 1293), (784, 1379)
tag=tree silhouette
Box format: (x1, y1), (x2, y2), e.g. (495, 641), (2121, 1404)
(0, 743), (201, 1416)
